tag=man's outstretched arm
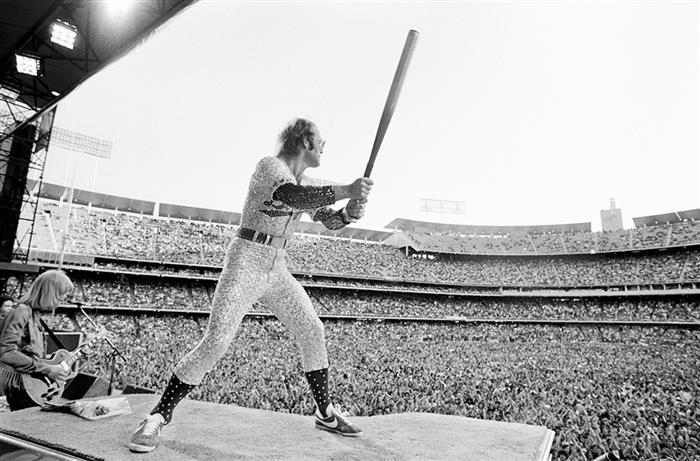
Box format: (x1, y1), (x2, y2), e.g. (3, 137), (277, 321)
(272, 178), (373, 210)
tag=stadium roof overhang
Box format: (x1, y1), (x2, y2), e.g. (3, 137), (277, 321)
(633, 209), (700, 227)
(385, 218), (592, 235)
(159, 203), (241, 225)
(0, 0), (198, 138)
(29, 179), (156, 214)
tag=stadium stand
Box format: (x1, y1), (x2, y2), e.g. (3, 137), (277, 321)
(4, 188), (699, 461)
(20, 196), (700, 261)
(11, 197), (700, 291)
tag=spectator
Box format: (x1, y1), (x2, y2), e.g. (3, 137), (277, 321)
(0, 295), (15, 327)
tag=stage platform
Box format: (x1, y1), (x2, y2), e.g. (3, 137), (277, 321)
(0, 395), (554, 460)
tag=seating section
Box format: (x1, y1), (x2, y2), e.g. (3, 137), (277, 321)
(1, 272), (680, 321)
(24, 200), (700, 262)
(4, 199), (698, 461)
(15, 199), (700, 287)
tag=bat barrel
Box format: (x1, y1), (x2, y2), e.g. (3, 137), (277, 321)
(364, 30), (419, 178)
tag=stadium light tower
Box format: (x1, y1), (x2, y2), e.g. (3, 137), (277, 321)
(15, 54), (42, 76)
(0, 84), (20, 101)
(49, 126), (113, 267)
(50, 19), (78, 50)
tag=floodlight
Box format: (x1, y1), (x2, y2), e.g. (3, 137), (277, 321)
(50, 19), (78, 50)
(15, 54), (42, 76)
(0, 85), (20, 100)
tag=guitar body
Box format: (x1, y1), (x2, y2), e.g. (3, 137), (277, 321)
(22, 349), (79, 406)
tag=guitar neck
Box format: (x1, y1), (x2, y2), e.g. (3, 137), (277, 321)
(62, 349), (81, 369)
(60, 330), (106, 368)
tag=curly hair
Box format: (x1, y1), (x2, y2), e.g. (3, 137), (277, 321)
(278, 118), (317, 155)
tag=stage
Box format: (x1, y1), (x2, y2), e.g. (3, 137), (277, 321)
(0, 395), (554, 460)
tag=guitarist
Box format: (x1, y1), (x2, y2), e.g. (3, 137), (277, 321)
(0, 270), (75, 411)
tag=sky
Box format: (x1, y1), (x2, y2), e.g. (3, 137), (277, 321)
(44, 0), (699, 231)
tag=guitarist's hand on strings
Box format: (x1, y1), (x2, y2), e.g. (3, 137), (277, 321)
(45, 363), (70, 382)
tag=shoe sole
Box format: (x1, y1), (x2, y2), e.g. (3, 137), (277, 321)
(128, 442), (157, 453)
(315, 423), (363, 437)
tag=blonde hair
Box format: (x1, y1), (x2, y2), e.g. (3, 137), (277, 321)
(279, 118), (316, 155)
(20, 270), (74, 312)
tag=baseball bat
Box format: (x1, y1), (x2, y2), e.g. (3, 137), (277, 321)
(363, 29), (419, 178)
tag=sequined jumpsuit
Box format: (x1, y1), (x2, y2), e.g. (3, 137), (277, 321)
(175, 156), (349, 385)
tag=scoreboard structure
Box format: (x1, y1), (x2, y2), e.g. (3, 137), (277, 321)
(418, 198), (466, 216)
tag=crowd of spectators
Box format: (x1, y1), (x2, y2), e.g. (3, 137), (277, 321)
(132, 280), (190, 309)
(670, 220), (700, 246)
(8, 200), (699, 459)
(95, 262), (218, 278)
(29, 200), (700, 263)
(153, 220), (203, 263)
(7, 205), (699, 460)
(1, 271), (688, 322)
(685, 255), (700, 282)
(41, 313), (699, 461)
(404, 221), (699, 256)
(78, 278), (131, 307)
(30, 246), (696, 289)
(289, 239), (700, 287)
(559, 231), (597, 254)
(85, 248), (700, 289)
(18, 199), (700, 290)
(633, 225), (670, 249)
(312, 291), (700, 321)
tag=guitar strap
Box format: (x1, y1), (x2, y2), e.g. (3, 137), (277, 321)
(39, 318), (68, 351)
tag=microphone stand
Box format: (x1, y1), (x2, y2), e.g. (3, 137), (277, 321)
(74, 302), (127, 396)
(108, 350), (118, 396)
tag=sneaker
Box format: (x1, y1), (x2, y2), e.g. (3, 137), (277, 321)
(128, 413), (165, 453)
(315, 404), (363, 437)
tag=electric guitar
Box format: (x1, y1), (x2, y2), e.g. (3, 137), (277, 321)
(22, 327), (108, 406)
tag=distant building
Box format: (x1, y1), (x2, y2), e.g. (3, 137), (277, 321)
(600, 198), (623, 231)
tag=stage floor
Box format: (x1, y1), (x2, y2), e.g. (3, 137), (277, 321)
(0, 395), (554, 460)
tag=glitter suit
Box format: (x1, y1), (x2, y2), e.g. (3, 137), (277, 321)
(129, 121), (367, 452)
(174, 156), (349, 385)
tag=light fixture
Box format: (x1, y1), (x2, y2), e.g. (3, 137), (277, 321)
(0, 84), (20, 100)
(50, 19), (78, 50)
(15, 54), (42, 76)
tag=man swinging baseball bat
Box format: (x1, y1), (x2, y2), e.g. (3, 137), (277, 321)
(128, 30), (417, 454)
